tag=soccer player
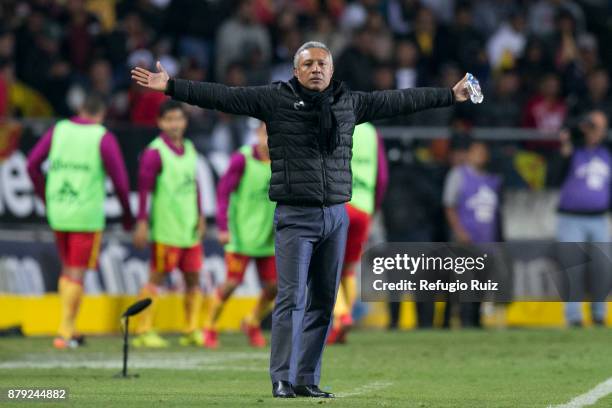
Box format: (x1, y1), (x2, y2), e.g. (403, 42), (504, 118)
(327, 122), (388, 344)
(26, 94), (133, 349)
(132, 100), (206, 347)
(204, 120), (277, 348)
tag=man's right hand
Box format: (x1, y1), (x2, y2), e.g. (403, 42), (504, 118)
(133, 220), (150, 249)
(218, 230), (230, 245)
(131, 61), (170, 92)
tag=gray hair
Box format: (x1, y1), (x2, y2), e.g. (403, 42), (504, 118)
(293, 41), (333, 69)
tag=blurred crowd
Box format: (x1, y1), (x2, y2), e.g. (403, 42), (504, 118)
(0, 0), (610, 140)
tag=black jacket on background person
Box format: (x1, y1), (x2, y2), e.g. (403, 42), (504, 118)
(167, 77), (454, 206)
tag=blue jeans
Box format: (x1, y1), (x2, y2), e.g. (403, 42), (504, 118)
(556, 213), (610, 324)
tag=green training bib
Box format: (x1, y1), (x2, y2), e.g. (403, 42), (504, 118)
(150, 137), (199, 247)
(46, 119), (106, 231)
(225, 145), (275, 256)
(350, 122), (378, 215)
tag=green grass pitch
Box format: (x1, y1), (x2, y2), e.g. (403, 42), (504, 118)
(1, 329), (612, 407)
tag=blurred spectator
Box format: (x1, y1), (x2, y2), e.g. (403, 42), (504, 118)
(209, 63), (251, 153)
(550, 8), (589, 96)
(386, 0), (420, 35)
(447, 3), (487, 74)
(394, 40), (424, 89)
(86, 0), (119, 32)
(14, 6), (46, 84)
(67, 59), (128, 120)
(421, 0), (455, 24)
(0, 28), (15, 60)
(215, 0), (271, 82)
(364, 11), (394, 63)
(517, 38), (554, 95)
(522, 73), (567, 134)
(59, 0), (102, 74)
(443, 139), (502, 328)
(305, 14), (348, 57)
(244, 44), (272, 86)
(552, 9), (579, 71)
(409, 6), (449, 76)
(0, 58), (53, 118)
(568, 68), (612, 122)
(270, 28), (301, 83)
(122, 12), (153, 53)
(475, 70), (523, 127)
(576, 33), (600, 77)
(176, 57), (211, 129)
(336, 28), (376, 91)
(471, 0), (518, 37)
(486, 10), (527, 71)
(340, 0), (379, 31)
(373, 63), (396, 91)
(163, 0), (232, 39)
(557, 110), (610, 327)
(528, 0), (585, 38)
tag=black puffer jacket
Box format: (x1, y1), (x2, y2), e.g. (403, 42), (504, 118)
(169, 78), (454, 206)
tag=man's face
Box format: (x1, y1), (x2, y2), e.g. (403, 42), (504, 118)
(468, 142), (489, 168)
(293, 48), (333, 91)
(158, 109), (187, 139)
(584, 112), (608, 146)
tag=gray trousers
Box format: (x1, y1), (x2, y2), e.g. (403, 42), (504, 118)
(269, 204), (348, 386)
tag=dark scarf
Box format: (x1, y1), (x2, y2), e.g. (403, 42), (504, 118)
(290, 76), (339, 153)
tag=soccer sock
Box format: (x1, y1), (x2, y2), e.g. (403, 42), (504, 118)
(333, 284), (349, 328)
(184, 287), (202, 333)
(136, 283), (159, 334)
(205, 288), (225, 330)
(245, 287), (275, 327)
(342, 274), (357, 314)
(58, 275), (83, 340)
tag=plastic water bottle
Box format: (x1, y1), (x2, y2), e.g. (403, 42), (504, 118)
(466, 73), (484, 104)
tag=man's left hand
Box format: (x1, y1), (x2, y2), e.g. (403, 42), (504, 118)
(452, 74), (470, 103)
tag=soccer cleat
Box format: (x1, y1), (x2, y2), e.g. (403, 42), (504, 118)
(72, 334), (86, 346)
(326, 326), (341, 345)
(179, 330), (204, 346)
(327, 314), (353, 345)
(203, 329), (219, 349)
(132, 331), (169, 348)
(53, 337), (79, 350)
(241, 320), (266, 348)
(336, 314), (354, 344)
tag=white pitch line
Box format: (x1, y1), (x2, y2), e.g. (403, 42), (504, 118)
(550, 377), (612, 408)
(0, 361), (265, 371)
(336, 380), (393, 398)
(0, 352), (268, 372)
(282, 380), (394, 403)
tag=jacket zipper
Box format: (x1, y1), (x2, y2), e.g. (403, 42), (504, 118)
(283, 146), (291, 193)
(287, 81), (328, 205)
(320, 152), (327, 205)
